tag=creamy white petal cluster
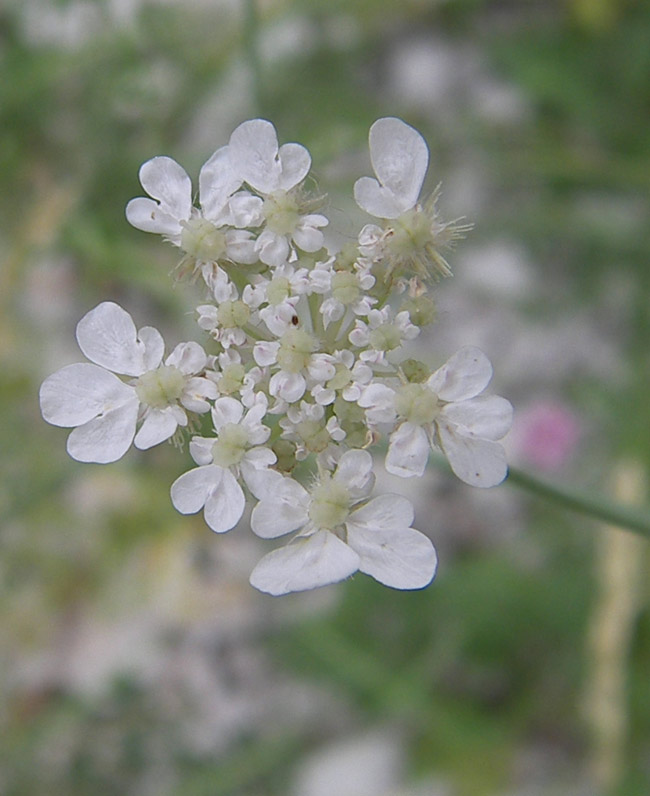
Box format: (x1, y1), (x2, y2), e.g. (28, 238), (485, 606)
(40, 117), (513, 596)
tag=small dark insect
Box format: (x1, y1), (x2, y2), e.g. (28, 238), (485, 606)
(291, 314), (299, 326)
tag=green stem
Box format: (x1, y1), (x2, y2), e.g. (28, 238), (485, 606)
(506, 466), (650, 540)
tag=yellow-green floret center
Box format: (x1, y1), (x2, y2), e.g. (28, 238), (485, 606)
(387, 208), (431, 258)
(181, 217), (227, 262)
(218, 300), (250, 328)
(263, 190), (300, 236)
(277, 328), (316, 373)
(211, 423), (249, 468)
(331, 271), (360, 305)
(135, 365), (186, 409)
(308, 478), (351, 530)
(394, 383), (440, 426)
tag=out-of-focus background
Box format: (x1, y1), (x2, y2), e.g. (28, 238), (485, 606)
(2, 1), (650, 794)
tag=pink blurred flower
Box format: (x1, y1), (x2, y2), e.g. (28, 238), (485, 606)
(510, 401), (581, 472)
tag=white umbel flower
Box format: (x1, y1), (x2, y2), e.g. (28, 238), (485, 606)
(228, 119), (328, 266)
(125, 148), (260, 266)
(248, 450), (437, 595)
(39, 302), (216, 463)
(359, 347), (513, 487)
(354, 117), (469, 281)
(170, 394), (275, 533)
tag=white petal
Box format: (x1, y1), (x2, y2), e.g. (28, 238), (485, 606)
(189, 436), (214, 466)
(270, 371), (306, 403)
(211, 396), (244, 429)
(427, 347), (493, 402)
(354, 176), (409, 219)
(229, 119), (281, 194)
(385, 422), (430, 478)
(125, 197), (183, 237)
(138, 326), (166, 371)
(251, 478), (310, 539)
(249, 530), (360, 595)
(369, 117), (428, 211)
(134, 408), (178, 449)
(198, 145), (242, 219)
(253, 341), (279, 367)
(40, 363), (135, 427)
(441, 395), (513, 441)
(292, 221), (324, 253)
(242, 446), (276, 470)
(437, 420), (508, 488)
(334, 449), (374, 494)
(256, 229), (290, 267)
(358, 382), (397, 424)
(137, 156), (192, 220)
(277, 142), (311, 191)
(170, 464), (223, 514)
(76, 302), (147, 376)
(245, 468), (286, 501)
(346, 522), (437, 589)
(66, 400), (139, 463)
(203, 469), (245, 532)
(165, 341), (207, 375)
(348, 493), (415, 533)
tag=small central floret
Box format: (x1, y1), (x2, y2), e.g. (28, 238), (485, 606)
(180, 217), (227, 262)
(394, 383), (440, 426)
(263, 191), (300, 236)
(277, 328), (316, 373)
(135, 365), (186, 409)
(211, 423), (249, 467)
(266, 275), (291, 305)
(369, 323), (402, 352)
(388, 208), (431, 258)
(218, 300), (250, 328)
(331, 271), (360, 305)
(308, 477), (351, 529)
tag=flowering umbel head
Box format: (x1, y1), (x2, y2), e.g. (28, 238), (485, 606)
(40, 117), (513, 595)
(354, 117), (471, 282)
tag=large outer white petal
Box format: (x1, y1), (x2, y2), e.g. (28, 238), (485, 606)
(134, 408), (179, 449)
(198, 145), (242, 220)
(347, 493), (415, 533)
(249, 530), (360, 596)
(137, 156), (192, 220)
(354, 177), (409, 220)
(229, 119), (281, 194)
(125, 197), (183, 238)
(204, 468), (245, 532)
(171, 465), (244, 532)
(427, 347), (493, 402)
(138, 326), (166, 371)
(385, 422), (430, 478)
(76, 302), (148, 377)
(40, 363), (135, 427)
(346, 522), (437, 590)
(440, 395), (513, 441)
(250, 477), (310, 539)
(277, 142), (311, 191)
(437, 420), (508, 488)
(171, 464), (222, 514)
(66, 400), (139, 463)
(354, 117), (428, 218)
